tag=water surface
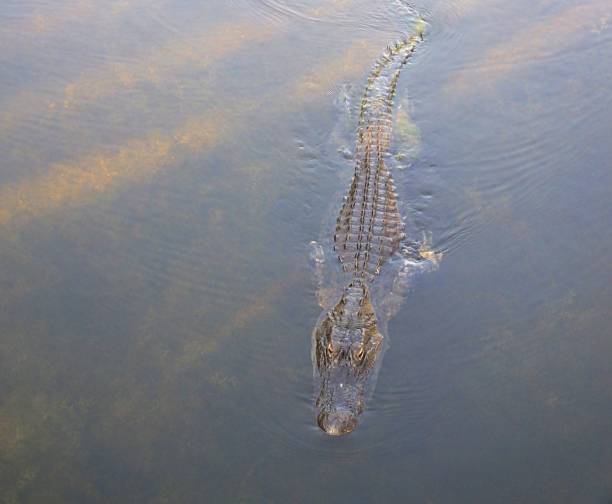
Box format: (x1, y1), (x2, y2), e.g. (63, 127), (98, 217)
(1, 0), (612, 501)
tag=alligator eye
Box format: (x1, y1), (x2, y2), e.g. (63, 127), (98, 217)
(355, 347), (365, 361)
(327, 342), (334, 355)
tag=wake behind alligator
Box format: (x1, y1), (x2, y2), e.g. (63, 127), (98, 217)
(311, 19), (439, 436)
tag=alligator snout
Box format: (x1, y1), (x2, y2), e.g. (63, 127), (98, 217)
(317, 410), (358, 436)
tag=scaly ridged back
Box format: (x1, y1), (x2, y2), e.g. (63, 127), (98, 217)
(333, 31), (423, 280)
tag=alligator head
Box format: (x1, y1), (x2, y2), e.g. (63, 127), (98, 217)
(313, 279), (383, 435)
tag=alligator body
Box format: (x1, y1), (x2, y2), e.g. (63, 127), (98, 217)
(312, 21), (429, 436)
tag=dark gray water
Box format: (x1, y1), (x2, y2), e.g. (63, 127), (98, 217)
(1, 0), (611, 501)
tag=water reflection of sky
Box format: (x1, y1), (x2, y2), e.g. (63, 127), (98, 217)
(1, 0), (611, 501)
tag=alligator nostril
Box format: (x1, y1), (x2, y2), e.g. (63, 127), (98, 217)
(317, 411), (358, 436)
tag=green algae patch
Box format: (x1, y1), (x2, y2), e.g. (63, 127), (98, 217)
(393, 103), (422, 164)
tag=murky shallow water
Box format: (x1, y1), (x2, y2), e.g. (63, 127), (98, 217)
(1, 0), (612, 501)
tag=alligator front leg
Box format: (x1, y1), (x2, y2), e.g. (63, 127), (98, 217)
(309, 240), (340, 310)
(377, 232), (442, 321)
(400, 230), (443, 267)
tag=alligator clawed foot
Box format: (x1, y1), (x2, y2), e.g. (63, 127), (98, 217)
(337, 146), (354, 160)
(309, 240), (325, 265)
(400, 231), (443, 269)
(310, 241), (337, 309)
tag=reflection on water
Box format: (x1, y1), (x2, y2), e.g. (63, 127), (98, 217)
(1, 0), (612, 501)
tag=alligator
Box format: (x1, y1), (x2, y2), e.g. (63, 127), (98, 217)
(311, 19), (437, 436)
